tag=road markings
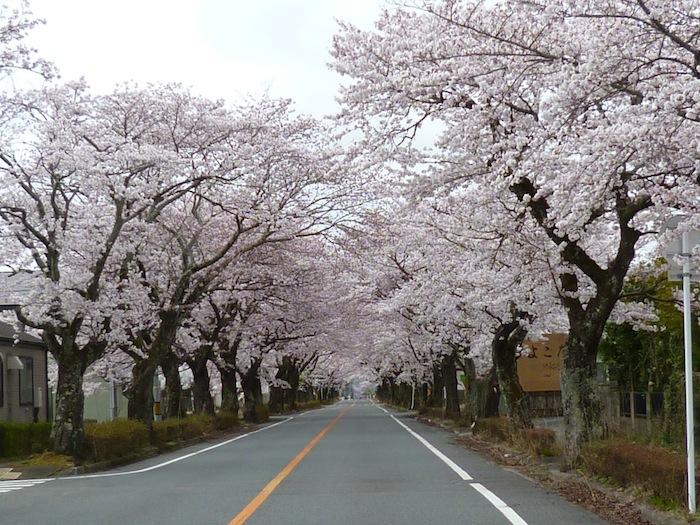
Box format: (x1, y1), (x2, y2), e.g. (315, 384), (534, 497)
(229, 407), (350, 525)
(471, 483), (528, 525)
(0, 479), (52, 494)
(389, 413), (473, 480)
(377, 404), (529, 525)
(63, 416), (295, 481)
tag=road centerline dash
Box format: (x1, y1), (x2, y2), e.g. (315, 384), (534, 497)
(228, 406), (350, 525)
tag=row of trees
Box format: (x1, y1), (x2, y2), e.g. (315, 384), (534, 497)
(0, 6), (365, 457)
(0, 1), (699, 469)
(330, 0), (700, 465)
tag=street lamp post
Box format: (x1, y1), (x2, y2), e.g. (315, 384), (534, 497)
(663, 217), (700, 514)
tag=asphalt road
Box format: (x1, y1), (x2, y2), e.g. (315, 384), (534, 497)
(1, 400), (607, 524)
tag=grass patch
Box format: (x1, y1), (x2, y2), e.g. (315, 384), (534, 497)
(648, 494), (680, 512)
(19, 451), (74, 471)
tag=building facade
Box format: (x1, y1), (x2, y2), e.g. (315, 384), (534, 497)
(0, 321), (49, 423)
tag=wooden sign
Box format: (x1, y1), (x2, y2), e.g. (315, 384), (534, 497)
(516, 333), (566, 392)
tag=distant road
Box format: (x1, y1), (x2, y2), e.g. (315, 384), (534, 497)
(1, 400), (606, 524)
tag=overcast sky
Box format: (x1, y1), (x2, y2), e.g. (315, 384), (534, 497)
(23, 0), (385, 118)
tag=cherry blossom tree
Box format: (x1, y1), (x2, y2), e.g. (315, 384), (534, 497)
(332, 0), (700, 462)
(0, 83), (225, 454)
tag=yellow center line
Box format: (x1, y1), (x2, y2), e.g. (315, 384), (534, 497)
(228, 407), (350, 525)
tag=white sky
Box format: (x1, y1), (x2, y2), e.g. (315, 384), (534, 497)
(23, 0), (385, 118)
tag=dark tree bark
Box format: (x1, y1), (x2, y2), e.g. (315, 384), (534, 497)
(461, 358), (477, 424)
(241, 360), (264, 422)
(51, 353), (87, 456)
(428, 363), (445, 407)
(492, 317), (532, 430)
(127, 358), (155, 425)
(219, 366), (239, 415)
(160, 353), (184, 419)
(188, 354), (214, 415)
(269, 356), (302, 413)
(442, 353), (460, 420)
(484, 368), (501, 418)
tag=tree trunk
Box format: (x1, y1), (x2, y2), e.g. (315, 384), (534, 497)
(127, 358), (155, 425)
(52, 356), (87, 457)
(269, 386), (284, 413)
(484, 368), (501, 418)
(561, 329), (607, 467)
(160, 353), (184, 419)
(189, 356), (214, 415)
(286, 364), (300, 410)
(241, 363), (263, 422)
(492, 322), (532, 430)
(462, 359), (476, 425)
(646, 381), (653, 435)
(219, 367), (239, 415)
(429, 363), (445, 407)
(443, 354), (460, 420)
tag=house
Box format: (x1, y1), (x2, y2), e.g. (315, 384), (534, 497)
(0, 321), (49, 423)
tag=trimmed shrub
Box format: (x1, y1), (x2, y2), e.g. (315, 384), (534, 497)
(0, 422), (52, 457)
(84, 420), (149, 462)
(213, 411), (239, 431)
(151, 419), (183, 449)
(583, 439), (687, 506)
(179, 415), (215, 440)
(293, 400), (321, 412)
(473, 417), (510, 441)
(253, 404), (270, 423)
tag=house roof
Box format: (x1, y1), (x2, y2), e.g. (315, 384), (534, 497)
(0, 320), (46, 349)
(0, 272), (40, 310)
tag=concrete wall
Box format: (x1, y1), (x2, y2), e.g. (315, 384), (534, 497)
(0, 344), (48, 423)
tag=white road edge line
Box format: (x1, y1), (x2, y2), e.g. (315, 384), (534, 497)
(471, 483), (528, 525)
(375, 403), (529, 525)
(388, 413), (473, 481)
(60, 416), (295, 480)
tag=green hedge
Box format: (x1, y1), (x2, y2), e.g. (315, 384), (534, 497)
(84, 419), (150, 462)
(152, 413), (239, 450)
(0, 422), (52, 457)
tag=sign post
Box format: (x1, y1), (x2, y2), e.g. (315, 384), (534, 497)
(663, 216), (700, 514)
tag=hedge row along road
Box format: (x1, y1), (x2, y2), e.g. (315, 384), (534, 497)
(2, 400), (606, 524)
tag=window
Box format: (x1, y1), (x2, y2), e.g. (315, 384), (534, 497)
(18, 356), (33, 406)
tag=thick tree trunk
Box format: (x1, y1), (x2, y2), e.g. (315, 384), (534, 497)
(189, 356), (214, 415)
(219, 367), (239, 415)
(429, 363), (445, 407)
(127, 358), (155, 425)
(269, 386), (284, 413)
(285, 362), (300, 410)
(461, 359), (476, 424)
(52, 356), (87, 456)
(561, 329), (607, 467)
(241, 363), (263, 422)
(160, 353), (184, 419)
(443, 354), (460, 420)
(269, 356), (300, 413)
(484, 368), (501, 418)
(492, 322), (532, 430)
